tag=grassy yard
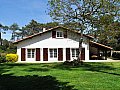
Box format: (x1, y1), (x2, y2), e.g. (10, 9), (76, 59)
(0, 62), (120, 90)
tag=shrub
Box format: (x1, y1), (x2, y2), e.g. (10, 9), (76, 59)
(6, 54), (18, 62)
(72, 59), (80, 66)
(0, 55), (6, 63)
(112, 52), (120, 59)
(63, 61), (72, 65)
(63, 59), (83, 66)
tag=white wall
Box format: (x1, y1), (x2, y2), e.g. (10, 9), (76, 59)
(16, 29), (90, 63)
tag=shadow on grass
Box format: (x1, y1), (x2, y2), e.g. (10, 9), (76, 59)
(81, 62), (120, 76)
(0, 63), (29, 75)
(52, 63), (73, 70)
(0, 63), (77, 90)
(0, 74), (77, 90)
(52, 62), (120, 76)
(26, 67), (49, 72)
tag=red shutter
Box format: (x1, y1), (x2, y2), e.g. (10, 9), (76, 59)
(36, 48), (40, 61)
(21, 48), (26, 61)
(81, 48), (85, 60)
(43, 48), (48, 61)
(66, 48), (70, 60)
(58, 48), (63, 61)
(52, 31), (56, 38)
(64, 30), (67, 38)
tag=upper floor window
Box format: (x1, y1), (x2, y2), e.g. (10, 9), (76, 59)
(56, 31), (63, 38)
(52, 30), (67, 38)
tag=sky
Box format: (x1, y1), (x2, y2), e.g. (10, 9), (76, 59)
(0, 0), (52, 40)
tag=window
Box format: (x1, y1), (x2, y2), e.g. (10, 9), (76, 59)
(49, 49), (57, 58)
(71, 48), (79, 58)
(27, 49), (35, 58)
(56, 31), (63, 38)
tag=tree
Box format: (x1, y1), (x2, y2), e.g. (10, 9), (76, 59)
(0, 23), (8, 46)
(2, 39), (9, 50)
(24, 20), (41, 36)
(44, 22), (59, 29)
(18, 27), (28, 39)
(48, 0), (119, 63)
(89, 16), (120, 50)
(9, 23), (20, 41)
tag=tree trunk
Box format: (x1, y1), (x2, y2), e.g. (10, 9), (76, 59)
(78, 30), (83, 65)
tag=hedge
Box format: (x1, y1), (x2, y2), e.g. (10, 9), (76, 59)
(112, 52), (120, 59)
(0, 55), (6, 63)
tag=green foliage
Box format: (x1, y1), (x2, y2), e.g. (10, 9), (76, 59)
(48, 0), (119, 30)
(0, 39), (16, 53)
(63, 59), (83, 66)
(24, 20), (41, 36)
(112, 52), (120, 59)
(0, 55), (6, 63)
(6, 54), (18, 62)
(96, 21), (120, 48)
(9, 23), (20, 41)
(2, 39), (9, 50)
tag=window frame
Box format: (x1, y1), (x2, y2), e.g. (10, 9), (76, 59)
(56, 31), (63, 38)
(27, 49), (35, 58)
(49, 48), (58, 58)
(71, 48), (79, 58)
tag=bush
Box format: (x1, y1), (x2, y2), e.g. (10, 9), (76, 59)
(72, 59), (80, 66)
(63, 61), (72, 65)
(112, 52), (120, 59)
(0, 55), (6, 63)
(63, 59), (83, 66)
(6, 54), (18, 62)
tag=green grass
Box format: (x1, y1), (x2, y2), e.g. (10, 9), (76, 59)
(0, 62), (120, 90)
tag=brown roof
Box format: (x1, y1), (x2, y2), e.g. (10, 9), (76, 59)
(13, 26), (94, 44)
(90, 41), (113, 50)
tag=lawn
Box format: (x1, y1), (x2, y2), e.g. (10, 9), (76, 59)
(0, 62), (120, 90)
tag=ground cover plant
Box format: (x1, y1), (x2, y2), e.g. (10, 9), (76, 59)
(0, 62), (120, 90)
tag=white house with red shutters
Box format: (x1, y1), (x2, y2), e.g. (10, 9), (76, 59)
(14, 26), (112, 63)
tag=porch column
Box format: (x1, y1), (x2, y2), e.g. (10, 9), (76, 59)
(97, 48), (100, 60)
(105, 50), (107, 60)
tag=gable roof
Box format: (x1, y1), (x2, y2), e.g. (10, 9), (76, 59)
(13, 26), (94, 44)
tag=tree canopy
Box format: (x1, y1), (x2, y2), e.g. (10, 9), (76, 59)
(48, 0), (119, 32)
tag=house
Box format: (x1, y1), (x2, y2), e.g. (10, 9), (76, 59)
(14, 26), (112, 63)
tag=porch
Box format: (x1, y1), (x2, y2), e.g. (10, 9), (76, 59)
(89, 41), (112, 60)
